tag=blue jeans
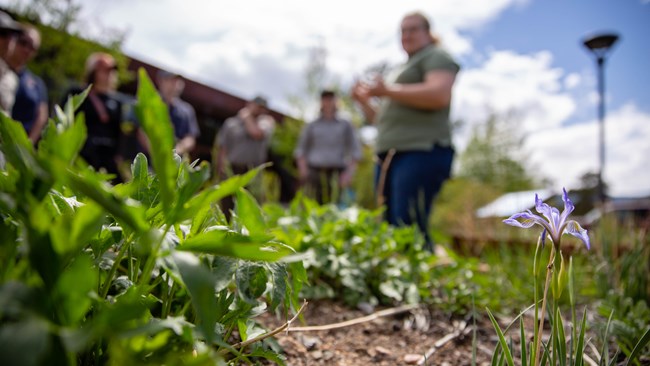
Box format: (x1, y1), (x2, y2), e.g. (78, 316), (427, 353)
(375, 145), (454, 251)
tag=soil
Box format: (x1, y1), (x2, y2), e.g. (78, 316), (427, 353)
(258, 299), (499, 366)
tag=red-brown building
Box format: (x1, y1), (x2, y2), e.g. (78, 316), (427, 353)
(120, 57), (287, 162)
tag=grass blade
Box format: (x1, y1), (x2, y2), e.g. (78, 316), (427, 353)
(625, 326), (650, 366)
(575, 307), (588, 366)
(487, 308), (515, 366)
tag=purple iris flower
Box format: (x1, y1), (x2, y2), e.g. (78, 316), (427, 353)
(503, 188), (590, 250)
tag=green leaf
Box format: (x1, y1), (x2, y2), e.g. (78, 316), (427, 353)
(64, 85), (91, 118)
(0, 113), (48, 197)
(575, 307), (587, 366)
(212, 256), (237, 293)
(0, 112), (34, 165)
(247, 347), (288, 366)
(179, 166), (264, 224)
(130, 153), (151, 201)
(487, 308), (515, 366)
(48, 190), (77, 216)
(70, 201), (105, 251)
(66, 169), (148, 234)
(600, 310), (614, 366)
(236, 188), (267, 238)
(37, 111), (87, 169)
(52, 253), (98, 325)
(172, 252), (218, 343)
(625, 326), (650, 366)
(179, 228), (293, 262)
(236, 262), (268, 304)
(169, 161), (211, 223)
(520, 317), (528, 366)
(134, 68), (177, 217)
(237, 318), (249, 342)
(93, 286), (152, 335)
(0, 317), (51, 366)
(266, 262), (288, 311)
(556, 307), (566, 366)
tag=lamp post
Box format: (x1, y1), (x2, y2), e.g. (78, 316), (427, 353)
(582, 32), (619, 206)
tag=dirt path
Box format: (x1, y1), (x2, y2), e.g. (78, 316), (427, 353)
(258, 300), (497, 366)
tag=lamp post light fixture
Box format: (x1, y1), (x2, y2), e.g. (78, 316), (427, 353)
(581, 32), (619, 206)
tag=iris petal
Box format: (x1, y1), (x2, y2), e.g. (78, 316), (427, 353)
(504, 211), (548, 229)
(564, 220), (590, 250)
(560, 188), (575, 224)
(535, 194), (559, 232)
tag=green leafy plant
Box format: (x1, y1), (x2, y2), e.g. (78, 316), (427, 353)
(0, 69), (303, 366)
(594, 217), (650, 361)
(264, 195), (517, 315)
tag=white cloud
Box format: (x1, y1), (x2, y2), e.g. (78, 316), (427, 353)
(452, 49), (650, 197)
(62, 0), (527, 107)
(452, 50), (576, 147)
(528, 103), (650, 197)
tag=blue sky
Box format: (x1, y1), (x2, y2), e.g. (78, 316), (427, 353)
(4, 0), (649, 197)
(468, 0), (650, 123)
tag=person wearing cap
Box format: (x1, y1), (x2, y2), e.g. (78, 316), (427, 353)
(156, 70), (200, 156)
(351, 11), (460, 252)
(62, 52), (126, 182)
(0, 10), (22, 113)
(8, 23), (48, 144)
(215, 95), (275, 216)
(216, 96), (275, 175)
(294, 90), (361, 204)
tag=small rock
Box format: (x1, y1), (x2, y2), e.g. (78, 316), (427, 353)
(375, 346), (392, 355)
(357, 302), (375, 314)
(300, 335), (321, 350)
(404, 353), (424, 364)
(322, 350), (335, 360)
(310, 350), (323, 359)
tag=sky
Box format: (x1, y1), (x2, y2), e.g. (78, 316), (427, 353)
(4, 0), (650, 197)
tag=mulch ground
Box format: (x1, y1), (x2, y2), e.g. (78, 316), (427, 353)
(257, 299), (498, 366)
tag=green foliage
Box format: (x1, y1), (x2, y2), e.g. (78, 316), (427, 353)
(264, 196), (517, 314)
(591, 215), (650, 361)
(0, 69), (303, 365)
(598, 295), (650, 360)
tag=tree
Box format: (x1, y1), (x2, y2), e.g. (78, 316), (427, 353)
(6, 0), (81, 32)
(456, 110), (538, 192)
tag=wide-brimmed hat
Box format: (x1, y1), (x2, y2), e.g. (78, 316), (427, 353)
(0, 11), (22, 34)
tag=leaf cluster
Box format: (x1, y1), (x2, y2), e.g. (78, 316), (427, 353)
(0, 69), (303, 366)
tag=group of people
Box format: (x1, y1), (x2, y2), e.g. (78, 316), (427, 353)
(0, 10), (200, 183)
(217, 11), (460, 251)
(1, 9), (460, 251)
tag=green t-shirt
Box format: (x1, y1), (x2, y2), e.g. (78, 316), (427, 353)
(376, 44), (460, 154)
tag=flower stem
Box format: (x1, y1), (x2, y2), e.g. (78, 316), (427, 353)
(534, 244), (556, 366)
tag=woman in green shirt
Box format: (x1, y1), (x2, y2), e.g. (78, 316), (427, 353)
(352, 11), (460, 252)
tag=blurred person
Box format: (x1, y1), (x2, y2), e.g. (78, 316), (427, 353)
(215, 95), (275, 216)
(62, 52), (126, 182)
(8, 23), (48, 144)
(156, 70), (200, 156)
(294, 89), (361, 204)
(351, 11), (460, 252)
(0, 10), (21, 113)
